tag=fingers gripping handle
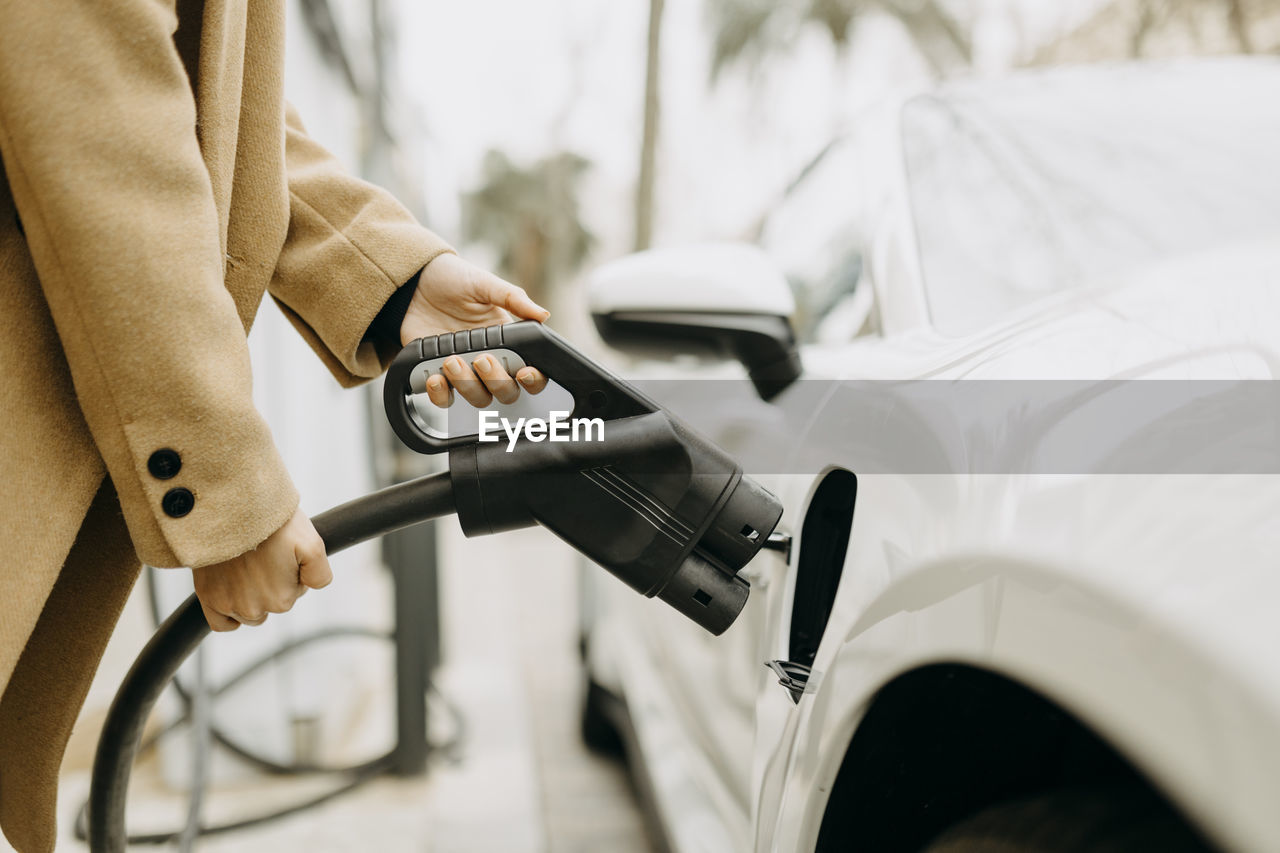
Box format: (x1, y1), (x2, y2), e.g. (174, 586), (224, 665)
(383, 321), (660, 454)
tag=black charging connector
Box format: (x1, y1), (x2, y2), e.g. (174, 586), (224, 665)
(384, 321), (783, 635)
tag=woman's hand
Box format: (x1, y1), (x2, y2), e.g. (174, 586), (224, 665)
(191, 508), (332, 631)
(401, 253), (550, 408)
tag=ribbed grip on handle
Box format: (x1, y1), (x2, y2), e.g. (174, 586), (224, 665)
(383, 321), (659, 454)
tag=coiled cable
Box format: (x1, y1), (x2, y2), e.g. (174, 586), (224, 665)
(84, 471), (459, 852)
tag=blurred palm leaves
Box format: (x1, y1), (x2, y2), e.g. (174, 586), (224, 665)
(707, 0), (971, 78)
(464, 150), (595, 308)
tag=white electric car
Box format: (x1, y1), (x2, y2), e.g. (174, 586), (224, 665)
(578, 60), (1280, 853)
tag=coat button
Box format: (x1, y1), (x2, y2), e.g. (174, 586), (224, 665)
(162, 488), (195, 518)
(148, 448), (182, 480)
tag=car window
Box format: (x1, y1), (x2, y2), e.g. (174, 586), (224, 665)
(903, 61), (1280, 337)
(757, 138), (872, 343)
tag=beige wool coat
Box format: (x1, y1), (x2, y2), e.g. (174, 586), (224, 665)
(0, 0), (452, 849)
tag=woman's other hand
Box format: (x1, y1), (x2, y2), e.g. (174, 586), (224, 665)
(191, 508), (332, 631)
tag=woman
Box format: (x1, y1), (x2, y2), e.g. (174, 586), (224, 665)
(0, 1), (542, 849)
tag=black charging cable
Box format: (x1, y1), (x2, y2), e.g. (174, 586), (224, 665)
(83, 471), (461, 850)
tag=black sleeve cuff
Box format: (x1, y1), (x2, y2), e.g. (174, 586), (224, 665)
(366, 268), (422, 361)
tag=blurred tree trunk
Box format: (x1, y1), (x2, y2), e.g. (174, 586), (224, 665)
(1130, 0), (1162, 56)
(1225, 0), (1256, 52)
(635, 0), (665, 251)
(513, 221), (551, 302)
(882, 0), (972, 76)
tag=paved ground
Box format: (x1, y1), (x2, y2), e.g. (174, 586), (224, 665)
(32, 525), (653, 853)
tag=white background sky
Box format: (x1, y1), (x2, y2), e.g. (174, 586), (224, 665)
(392, 0), (1111, 268)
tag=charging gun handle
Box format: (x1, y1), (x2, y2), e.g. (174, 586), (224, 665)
(383, 320), (659, 454)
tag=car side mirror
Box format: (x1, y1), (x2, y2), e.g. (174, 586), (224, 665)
(588, 244), (802, 400)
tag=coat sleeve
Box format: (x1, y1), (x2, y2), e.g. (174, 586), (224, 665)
(0, 0), (298, 569)
(269, 104), (454, 387)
